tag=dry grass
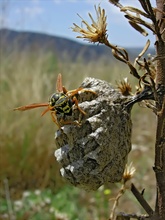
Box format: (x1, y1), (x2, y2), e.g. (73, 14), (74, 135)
(0, 49), (156, 217)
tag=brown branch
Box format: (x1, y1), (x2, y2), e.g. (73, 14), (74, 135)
(154, 1), (165, 219)
(131, 183), (154, 216)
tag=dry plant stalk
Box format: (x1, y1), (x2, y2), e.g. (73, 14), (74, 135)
(3, 179), (15, 220)
(109, 163), (136, 220)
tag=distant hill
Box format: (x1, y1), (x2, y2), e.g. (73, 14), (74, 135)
(0, 28), (155, 62)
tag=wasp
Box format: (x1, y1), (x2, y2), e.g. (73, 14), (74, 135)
(14, 73), (96, 129)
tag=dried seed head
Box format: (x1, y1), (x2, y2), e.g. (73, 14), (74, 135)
(117, 78), (133, 96)
(123, 162), (136, 183)
(54, 77), (132, 191)
(71, 5), (107, 43)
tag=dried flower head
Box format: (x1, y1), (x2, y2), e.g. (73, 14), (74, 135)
(71, 5), (107, 43)
(117, 78), (133, 96)
(123, 162), (136, 183)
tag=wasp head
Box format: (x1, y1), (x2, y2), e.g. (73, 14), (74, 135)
(49, 93), (61, 108)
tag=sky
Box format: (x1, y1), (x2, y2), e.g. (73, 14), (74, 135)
(0, 0), (156, 47)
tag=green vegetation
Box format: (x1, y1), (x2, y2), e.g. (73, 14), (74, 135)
(0, 185), (110, 220)
(0, 50), (156, 219)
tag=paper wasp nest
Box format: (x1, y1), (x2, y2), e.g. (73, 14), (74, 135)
(54, 77), (132, 191)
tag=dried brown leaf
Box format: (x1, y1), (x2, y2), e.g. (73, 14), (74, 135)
(108, 0), (122, 8)
(121, 6), (150, 18)
(125, 14), (154, 33)
(127, 62), (141, 79)
(134, 40), (150, 67)
(138, 0), (155, 18)
(129, 21), (148, 36)
(112, 49), (127, 64)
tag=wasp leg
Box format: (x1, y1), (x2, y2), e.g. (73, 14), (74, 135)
(50, 111), (62, 129)
(62, 86), (68, 94)
(72, 96), (86, 115)
(66, 88), (83, 97)
(59, 118), (81, 126)
(51, 111), (80, 129)
(80, 88), (97, 95)
(67, 87), (96, 97)
(67, 88), (96, 115)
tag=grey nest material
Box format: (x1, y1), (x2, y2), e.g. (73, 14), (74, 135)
(54, 77), (132, 191)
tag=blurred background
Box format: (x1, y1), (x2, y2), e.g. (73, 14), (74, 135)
(0, 0), (156, 219)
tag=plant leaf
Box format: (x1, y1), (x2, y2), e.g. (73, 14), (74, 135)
(121, 6), (150, 19)
(129, 21), (148, 36)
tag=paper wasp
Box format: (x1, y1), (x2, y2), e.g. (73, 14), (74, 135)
(14, 73), (96, 129)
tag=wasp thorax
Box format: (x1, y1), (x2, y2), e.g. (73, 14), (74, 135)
(54, 77), (132, 191)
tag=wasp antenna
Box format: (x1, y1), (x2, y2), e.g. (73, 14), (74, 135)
(14, 103), (49, 111)
(56, 73), (63, 92)
(41, 106), (52, 116)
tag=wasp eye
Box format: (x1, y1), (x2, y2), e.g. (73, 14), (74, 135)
(49, 98), (55, 107)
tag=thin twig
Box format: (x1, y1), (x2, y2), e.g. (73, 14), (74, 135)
(131, 183), (154, 216)
(109, 163), (136, 220)
(109, 184), (126, 220)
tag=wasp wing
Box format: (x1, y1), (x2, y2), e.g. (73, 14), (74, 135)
(56, 73), (63, 93)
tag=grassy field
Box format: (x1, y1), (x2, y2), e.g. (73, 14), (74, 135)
(0, 49), (156, 219)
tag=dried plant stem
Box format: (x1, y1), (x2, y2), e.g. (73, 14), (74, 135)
(3, 179), (15, 220)
(109, 183), (126, 220)
(103, 38), (141, 80)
